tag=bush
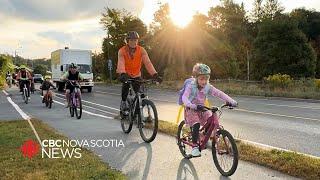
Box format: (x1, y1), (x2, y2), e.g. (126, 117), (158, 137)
(0, 55), (13, 88)
(264, 74), (293, 89)
(315, 79), (320, 90)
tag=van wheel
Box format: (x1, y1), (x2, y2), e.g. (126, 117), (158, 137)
(87, 87), (92, 93)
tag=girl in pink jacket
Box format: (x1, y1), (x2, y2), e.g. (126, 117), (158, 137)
(182, 63), (238, 157)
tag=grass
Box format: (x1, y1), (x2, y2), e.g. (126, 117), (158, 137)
(115, 114), (320, 180)
(0, 119), (126, 180)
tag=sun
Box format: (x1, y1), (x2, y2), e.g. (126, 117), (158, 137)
(168, 0), (197, 28)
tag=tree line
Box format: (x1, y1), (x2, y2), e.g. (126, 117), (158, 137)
(96, 0), (320, 81)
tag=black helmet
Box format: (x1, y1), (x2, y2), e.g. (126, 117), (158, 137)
(126, 31), (140, 40)
(69, 63), (77, 69)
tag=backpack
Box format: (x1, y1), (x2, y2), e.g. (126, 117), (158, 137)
(178, 78), (211, 105)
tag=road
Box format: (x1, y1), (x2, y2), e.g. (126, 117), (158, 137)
(1, 83), (313, 179)
(92, 84), (320, 157)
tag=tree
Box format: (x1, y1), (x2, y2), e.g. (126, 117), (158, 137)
(100, 8), (147, 79)
(252, 16), (316, 79)
(33, 64), (47, 76)
(208, 0), (252, 79)
(291, 8), (320, 77)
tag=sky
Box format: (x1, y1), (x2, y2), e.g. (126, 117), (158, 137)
(0, 0), (319, 59)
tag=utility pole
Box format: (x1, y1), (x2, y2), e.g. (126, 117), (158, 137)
(247, 50), (250, 81)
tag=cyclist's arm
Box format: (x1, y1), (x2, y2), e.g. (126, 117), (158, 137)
(27, 72), (32, 80)
(116, 50), (126, 74)
(141, 47), (157, 76)
(182, 84), (197, 109)
(78, 73), (84, 81)
(61, 71), (69, 80)
(209, 85), (237, 105)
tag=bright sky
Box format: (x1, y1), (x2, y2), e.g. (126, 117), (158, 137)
(0, 0), (319, 59)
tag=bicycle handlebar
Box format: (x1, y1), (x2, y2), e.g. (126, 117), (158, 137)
(126, 78), (158, 84)
(201, 104), (237, 113)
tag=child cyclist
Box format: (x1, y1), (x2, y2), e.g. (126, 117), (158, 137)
(181, 63), (238, 157)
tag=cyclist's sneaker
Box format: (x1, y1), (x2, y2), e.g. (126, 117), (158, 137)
(191, 146), (201, 157)
(120, 101), (129, 116)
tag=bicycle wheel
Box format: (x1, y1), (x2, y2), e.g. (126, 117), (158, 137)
(48, 96), (52, 109)
(69, 96), (74, 117)
(24, 88), (28, 104)
(138, 99), (158, 143)
(74, 95), (82, 119)
(212, 129), (238, 176)
(45, 97), (49, 107)
(120, 99), (133, 133)
(177, 120), (193, 159)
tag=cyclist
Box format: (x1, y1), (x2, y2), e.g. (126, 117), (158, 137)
(6, 71), (12, 87)
(181, 63), (238, 157)
(61, 63), (83, 107)
(117, 31), (162, 115)
(41, 76), (56, 103)
(16, 65), (32, 99)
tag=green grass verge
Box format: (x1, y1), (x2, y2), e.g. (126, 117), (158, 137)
(0, 119), (126, 180)
(156, 119), (320, 180)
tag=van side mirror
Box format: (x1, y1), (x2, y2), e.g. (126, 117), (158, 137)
(60, 65), (63, 71)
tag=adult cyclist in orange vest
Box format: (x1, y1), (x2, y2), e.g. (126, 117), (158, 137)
(117, 31), (162, 115)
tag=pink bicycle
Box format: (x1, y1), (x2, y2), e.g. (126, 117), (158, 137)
(176, 104), (239, 176)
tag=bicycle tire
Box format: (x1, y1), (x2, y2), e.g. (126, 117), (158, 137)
(75, 95), (82, 119)
(138, 99), (158, 143)
(120, 99), (133, 133)
(211, 129), (238, 176)
(177, 120), (192, 159)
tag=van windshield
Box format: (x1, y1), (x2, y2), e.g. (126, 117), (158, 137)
(67, 64), (92, 74)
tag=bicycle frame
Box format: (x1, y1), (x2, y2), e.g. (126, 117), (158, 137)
(180, 106), (226, 151)
(127, 82), (144, 127)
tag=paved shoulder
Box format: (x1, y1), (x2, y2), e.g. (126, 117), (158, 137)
(0, 89), (21, 120)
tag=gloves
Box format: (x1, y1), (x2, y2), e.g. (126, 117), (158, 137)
(119, 73), (129, 83)
(226, 101), (238, 107)
(196, 104), (205, 111)
(152, 73), (162, 83)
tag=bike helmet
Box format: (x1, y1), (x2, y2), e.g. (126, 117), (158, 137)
(192, 63), (211, 77)
(20, 65), (27, 69)
(69, 63), (77, 69)
(44, 75), (51, 80)
(126, 31), (140, 40)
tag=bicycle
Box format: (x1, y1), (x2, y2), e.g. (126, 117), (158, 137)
(42, 87), (56, 109)
(120, 78), (159, 143)
(20, 80), (31, 104)
(67, 80), (82, 119)
(6, 76), (12, 88)
(176, 104), (239, 177)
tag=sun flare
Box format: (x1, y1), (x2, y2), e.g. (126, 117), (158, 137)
(169, 0), (196, 28)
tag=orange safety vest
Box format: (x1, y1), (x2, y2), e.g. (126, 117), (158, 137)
(120, 45), (142, 77)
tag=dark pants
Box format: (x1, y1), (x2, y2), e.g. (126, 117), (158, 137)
(121, 77), (141, 101)
(20, 80), (30, 97)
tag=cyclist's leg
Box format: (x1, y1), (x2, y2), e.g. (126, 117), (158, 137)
(19, 80), (23, 92)
(121, 82), (130, 101)
(26, 81), (31, 97)
(192, 123), (200, 145)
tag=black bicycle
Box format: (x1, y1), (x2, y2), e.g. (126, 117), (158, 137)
(120, 79), (159, 143)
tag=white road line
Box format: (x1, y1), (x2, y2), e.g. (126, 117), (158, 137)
(2, 90), (9, 96)
(238, 138), (320, 159)
(95, 90), (175, 103)
(263, 103), (320, 110)
(3, 90), (42, 147)
(55, 92), (120, 111)
(54, 96), (118, 116)
(235, 108), (320, 122)
(51, 98), (113, 119)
